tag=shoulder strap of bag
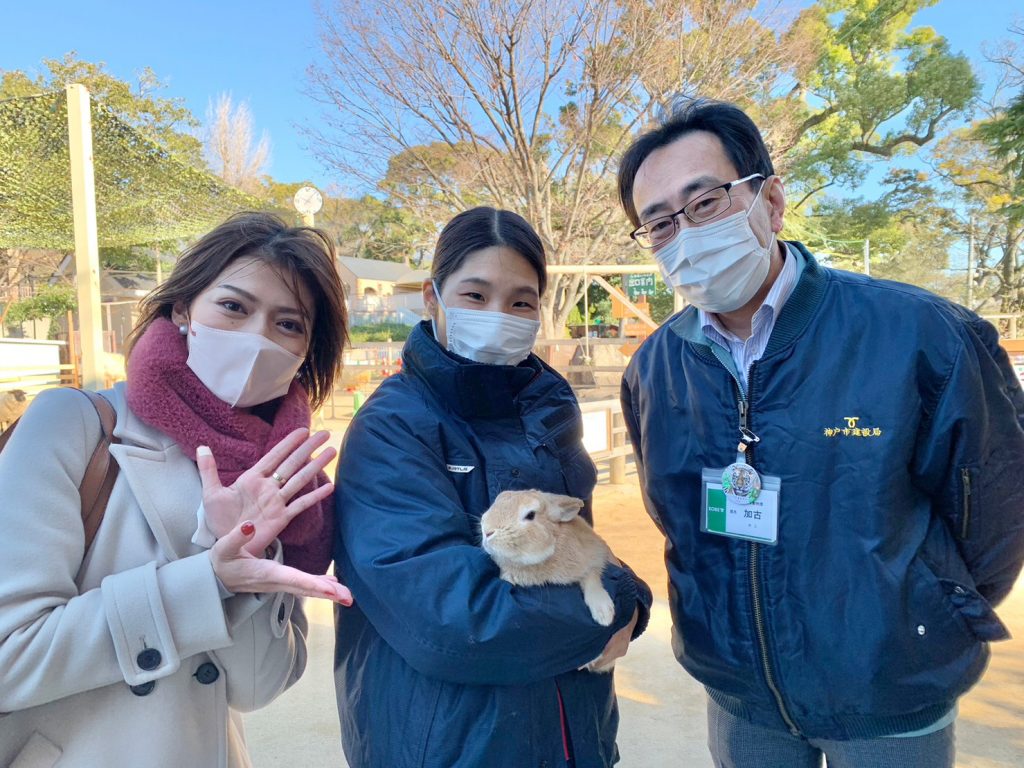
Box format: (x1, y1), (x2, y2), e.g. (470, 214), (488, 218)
(0, 388), (119, 551)
(75, 390), (120, 551)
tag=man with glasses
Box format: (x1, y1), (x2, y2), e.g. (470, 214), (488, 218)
(617, 97), (1024, 767)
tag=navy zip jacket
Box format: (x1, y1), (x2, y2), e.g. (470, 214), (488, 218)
(621, 243), (1024, 740)
(334, 322), (652, 768)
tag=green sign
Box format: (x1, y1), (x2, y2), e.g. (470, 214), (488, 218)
(625, 273), (656, 300)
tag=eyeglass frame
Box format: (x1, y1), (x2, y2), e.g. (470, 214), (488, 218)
(629, 173), (766, 249)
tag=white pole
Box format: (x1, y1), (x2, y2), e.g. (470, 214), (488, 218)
(302, 213), (315, 227)
(582, 272), (591, 362)
(66, 84), (104, 391)
(966, 215), (975, 309)
(863, 238), (870, 276)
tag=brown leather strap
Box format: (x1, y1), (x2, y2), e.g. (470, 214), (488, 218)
(0, 389), (119, 552)
(76, 390), (120, 551)
(0, 420), (17, 452)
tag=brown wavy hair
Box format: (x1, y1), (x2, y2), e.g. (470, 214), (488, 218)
(126, 212), (348, 409)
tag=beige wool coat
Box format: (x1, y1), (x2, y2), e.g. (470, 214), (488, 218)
(0, 384), (308, 768)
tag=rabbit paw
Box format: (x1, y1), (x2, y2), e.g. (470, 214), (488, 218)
(586, 592), (616, 626)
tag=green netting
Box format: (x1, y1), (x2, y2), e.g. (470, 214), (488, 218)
(0, 91), (265, 249)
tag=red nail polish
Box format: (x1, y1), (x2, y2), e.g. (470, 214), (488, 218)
(240, 521), (255, 536)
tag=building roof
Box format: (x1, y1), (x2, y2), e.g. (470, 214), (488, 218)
(337, 257), (411, 283)
(395, 269), (431, 289)
(101, 271), (156, 300)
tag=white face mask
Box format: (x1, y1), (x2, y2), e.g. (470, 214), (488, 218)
(432, 281), (540, 366)
(654, 183), (776, 313)
(185, 321), (304, 408)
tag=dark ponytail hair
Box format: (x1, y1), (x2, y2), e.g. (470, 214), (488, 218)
(432, 207), (547, 295)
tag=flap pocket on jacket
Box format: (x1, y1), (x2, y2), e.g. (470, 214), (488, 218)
(940, 579), (1011, 642)
(10, 732), (62, 768)
(561, 448), (597, 501)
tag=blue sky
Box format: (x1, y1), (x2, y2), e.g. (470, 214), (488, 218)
(2, 0), (1021, 195)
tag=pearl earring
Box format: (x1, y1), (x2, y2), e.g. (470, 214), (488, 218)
(178, 323), (188, 335)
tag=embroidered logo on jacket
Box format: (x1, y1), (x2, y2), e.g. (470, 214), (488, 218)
(823, 416), (883, 438)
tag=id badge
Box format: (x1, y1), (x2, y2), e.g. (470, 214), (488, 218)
(701, 466), (781, 545)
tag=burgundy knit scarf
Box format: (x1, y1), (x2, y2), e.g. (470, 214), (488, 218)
(125, 317), (333, 574)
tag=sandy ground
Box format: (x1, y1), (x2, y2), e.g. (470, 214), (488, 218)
(245, 455), (1024, 767)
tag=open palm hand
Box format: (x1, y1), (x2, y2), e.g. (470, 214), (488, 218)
(198, 428), (336, 558)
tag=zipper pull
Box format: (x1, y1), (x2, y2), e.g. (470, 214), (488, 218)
(737, 400), (759, 446)
(736, 399), (759, 461)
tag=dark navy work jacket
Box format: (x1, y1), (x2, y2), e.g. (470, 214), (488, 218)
(334, 322), (651, 768)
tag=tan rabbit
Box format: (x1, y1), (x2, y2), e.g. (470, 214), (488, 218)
(480, 489), (617, 632)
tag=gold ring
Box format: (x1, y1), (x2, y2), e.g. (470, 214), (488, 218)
(271, 471), (286, 486)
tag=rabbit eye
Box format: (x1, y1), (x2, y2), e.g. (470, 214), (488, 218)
(524, 510), (536, 521)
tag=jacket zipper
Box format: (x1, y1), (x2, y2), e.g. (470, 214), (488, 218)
(960, 467), (972, 540)
(737, 377), (801, 736)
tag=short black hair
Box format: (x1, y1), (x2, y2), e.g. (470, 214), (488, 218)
(432, 207), (547, 295)
(617, 97), (775, 226)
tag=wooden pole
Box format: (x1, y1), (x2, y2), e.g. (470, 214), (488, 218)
(66, 84), (104, 391)
(66, 309), (79, 387)
(609, 410), (626, 484)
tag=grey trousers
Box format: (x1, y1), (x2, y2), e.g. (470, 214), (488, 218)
(706, 697), (955, 768)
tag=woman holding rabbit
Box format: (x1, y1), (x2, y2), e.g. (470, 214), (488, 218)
(333, 206), (652, 768)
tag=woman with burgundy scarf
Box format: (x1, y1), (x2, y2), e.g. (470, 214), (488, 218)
(0, 212), (350, 768)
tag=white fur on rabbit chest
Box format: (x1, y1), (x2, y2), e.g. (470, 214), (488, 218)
(480, 490), (617, 628)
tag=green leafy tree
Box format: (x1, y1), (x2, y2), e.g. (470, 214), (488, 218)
(933, 125), (1024, 314)
(0, 52), (203, 166)
(3, 283), (77, 324)
(975, 92), (1024, 218)
(1, 53), (212, 294)
(925, 23), (1024, 315)
(777, 0), (978, 209)
(789, 167), (958, 290)
(261, 181), (433, 265)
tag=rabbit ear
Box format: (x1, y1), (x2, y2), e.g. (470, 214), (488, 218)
(543, 493), (585, 522)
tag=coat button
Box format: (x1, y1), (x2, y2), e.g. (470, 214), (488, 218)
(511, 468), (520, 477)
(917, 624), (927, 636)
(129, 681), (155, 696)
(137, 648), (162, 671)
(194, 662), (220, 685)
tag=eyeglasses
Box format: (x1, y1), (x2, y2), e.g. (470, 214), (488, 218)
(629, 173), (765, 249)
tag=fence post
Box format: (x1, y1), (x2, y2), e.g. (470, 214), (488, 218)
(609, 409), (626, 484)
